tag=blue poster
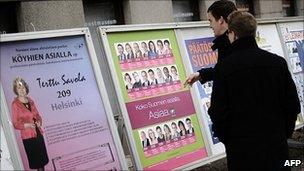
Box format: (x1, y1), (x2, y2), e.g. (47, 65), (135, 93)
(295, 40), (304, 71)
(185, 37), (220, 144)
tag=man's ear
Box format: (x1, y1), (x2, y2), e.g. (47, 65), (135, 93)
(232, 31), (238, 41)
(219, 16), (225, 24)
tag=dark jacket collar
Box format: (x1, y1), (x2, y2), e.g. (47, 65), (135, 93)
(211, 30), (230, 51)
(229, 36), (258, 53)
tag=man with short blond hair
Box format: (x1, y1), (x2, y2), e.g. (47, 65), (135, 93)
(209, 11), (300, 171)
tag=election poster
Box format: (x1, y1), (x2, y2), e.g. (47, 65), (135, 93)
(103, 29), (208, 170)
(0, 31), (127, 170)
(256, 24), (285, 57)
(277, 21), (304, 128)
(175, 27), (225, 156)
(185, 37), (219, 142)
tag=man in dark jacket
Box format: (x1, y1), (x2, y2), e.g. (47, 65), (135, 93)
(184, 0), (237, 86)
(209, 11), (301, 171)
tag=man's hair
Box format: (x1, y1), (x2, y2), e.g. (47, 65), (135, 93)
(148, 69), (154, 74)
(207, 0), (237, 22)
(141, 70), (147, 75)
(156, 126), (161, 131)
(228, 11), (257, 38)
(132, 71), (138, 76)
(164, 40), (170, 44)
(157, 40), (163, 46)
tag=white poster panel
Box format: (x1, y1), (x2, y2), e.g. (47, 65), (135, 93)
(175, 22), (297, 157)
(99, 28), (210, 171)
(1, 126), (14, 170)
(256, 24), (285, 57)
(175, 27), (226, 157)
(0, 29), (127, 170)
(277, 21), (304, 128)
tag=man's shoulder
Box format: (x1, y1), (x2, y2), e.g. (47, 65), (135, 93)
(227, 48), (286, 64)
(217, 48), (287, 75)
(256, 49), (287, 66)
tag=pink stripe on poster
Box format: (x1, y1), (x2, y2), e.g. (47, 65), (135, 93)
(126, 91), (196, 129)
(144, 148), (208, 170)
(127, 82), (182, 101)
(119, 56), (175, 71)
(143, 134), (197, 158)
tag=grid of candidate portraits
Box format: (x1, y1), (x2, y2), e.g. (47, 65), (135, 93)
(115, 39), (173, 61)
(137, 117), (196, 158)
(123, 65), (180, 90)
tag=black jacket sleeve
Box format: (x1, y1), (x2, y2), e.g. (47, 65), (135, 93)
(282, 59), (301, 138)
(208, 63), (229, 143)
(197, 67), (214, 84)
(197, 32), (231, 85)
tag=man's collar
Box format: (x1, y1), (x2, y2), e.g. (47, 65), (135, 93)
(229, 36), (258, 53)
(211, 30), (230, 51)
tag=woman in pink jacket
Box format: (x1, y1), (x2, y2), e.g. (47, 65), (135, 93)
(12, 77), (49, 171)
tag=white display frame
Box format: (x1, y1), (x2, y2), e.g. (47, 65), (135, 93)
(275, 19), (304, 130)
(97, 17), (304, 170)
(98, 23), (214, 170)
(0, 28), (128, 170)
(175, 27), (226, 157)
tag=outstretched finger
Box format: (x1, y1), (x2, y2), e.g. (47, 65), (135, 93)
(185, 78), (194, 88)
(183, 78), (191, 88)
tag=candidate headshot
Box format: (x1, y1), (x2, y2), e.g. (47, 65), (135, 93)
(132, 71), (142, 89)
(117, 44), (126, 61)
(148, 41), (158, 59)
(163, 40), (172, 55)
(12, 77), (49, 170)
(124, 73), (133, 90)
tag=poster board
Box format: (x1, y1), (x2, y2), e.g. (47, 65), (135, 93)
(1, 125), (14, 170)
(0, 28), (128, 170)
(99, 26), (211, 170)
(176, 21), (301, 159)
(175, 26), (226, 157)
(276, 21), (304, 129)
(256, 24), (285, 57)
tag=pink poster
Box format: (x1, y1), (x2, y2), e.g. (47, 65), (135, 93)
(0, 35), (122, 170)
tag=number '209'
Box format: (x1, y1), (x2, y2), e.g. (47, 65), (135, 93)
(57, 90), (71, 98)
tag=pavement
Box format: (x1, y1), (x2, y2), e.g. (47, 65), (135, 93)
(193, 128), (304, 171)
